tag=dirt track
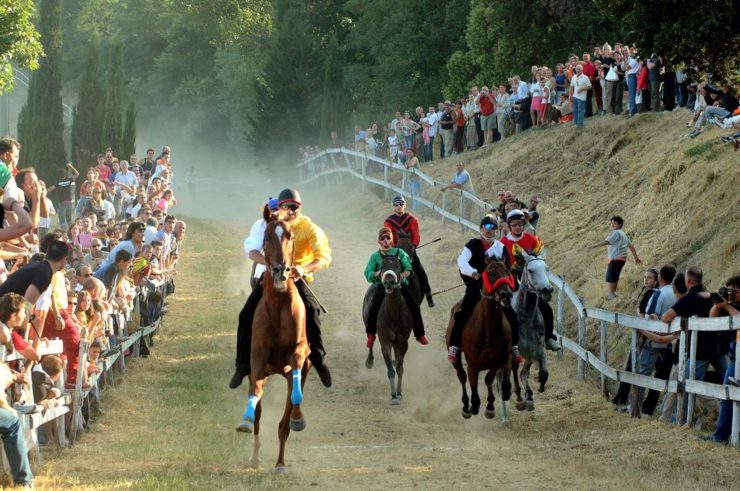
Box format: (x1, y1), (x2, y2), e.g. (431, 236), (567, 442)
(37, 181), (737, 490)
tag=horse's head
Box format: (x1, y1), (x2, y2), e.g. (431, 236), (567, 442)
(263, 216), (294, 292)
(396, 236), (414, 259)
(482, 259), (515, 307)
(521, 251), (553, 302)
(380, 253), (402, 294)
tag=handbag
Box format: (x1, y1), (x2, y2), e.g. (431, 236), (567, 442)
(635, 91), (643, 104)
(605, 65), (619, 82)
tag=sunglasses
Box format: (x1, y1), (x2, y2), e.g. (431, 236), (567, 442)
(509, 221), (524, 227)
(482, 223), (497, 230)
(81, 273), (93, 278)
(281, 203), (300, 212)
(379, 235), (392, 241)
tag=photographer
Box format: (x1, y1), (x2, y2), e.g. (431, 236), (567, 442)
(705, 275), (740, 443)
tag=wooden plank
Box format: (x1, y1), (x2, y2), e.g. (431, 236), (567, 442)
(586, 308), (680, 333)
(686, 315), (739, 332)
(600, 320), (607, 396)
(2, 339), (64, 362)
(556, 279), (564, 361)
(577, 314), (586, 381)
(676, 322), (688, 426)
(23, 405), (70, 430)
(686, 328), (698, 424)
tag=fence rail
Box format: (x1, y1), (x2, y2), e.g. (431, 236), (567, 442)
(299, 147), (740, 446)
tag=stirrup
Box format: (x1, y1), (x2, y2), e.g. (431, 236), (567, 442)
(447, 346), (460, 363)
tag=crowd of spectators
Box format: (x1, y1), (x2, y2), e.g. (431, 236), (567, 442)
(0, 136), (185, 487)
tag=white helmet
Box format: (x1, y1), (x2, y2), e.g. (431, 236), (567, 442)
(506, 210), (526, 223)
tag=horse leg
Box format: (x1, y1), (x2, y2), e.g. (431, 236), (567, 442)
(484, 369), (496, 420)
(454, 360), (471, 419)
(288, 353), (306, 432)
(238, 375), (266, 433)
(381, 341), (399, 405)
(247, 402), (262, 467)
(467, 363), (481, 416)
(513, 361), (525, 411)
(365, 346), (374, 369)
(497, 371), (509, 426)
(395, 344), (406, 401)
(275, 388), (294, 473)
(537, 351), (549, 393)
(523, 360), (535, 411)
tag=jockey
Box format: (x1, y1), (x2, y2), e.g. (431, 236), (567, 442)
(500, 209), (560, 351)
(229, 189), (333, 390)
(364, 227), (428, 348)
(384, 195), (434, 307)
(448, 215), (523, 364)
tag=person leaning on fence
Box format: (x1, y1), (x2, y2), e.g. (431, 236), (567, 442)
(0, 362), (33, 488)
(364, 227), (428, 349)
(704, 275), (740, 444)
(587, 215), (642, 300)
(384, 195), (434, 307)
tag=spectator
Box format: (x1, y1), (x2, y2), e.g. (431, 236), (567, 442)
(0, 362), (33, 487)
(441, 161), (474, 195)
(439, 102), (456, 158)
(98, 222), (145, 270)
(47, 163), (79, 228)
(494, 84), (511, 140)
(463, 94), (477, 150)
(0, 241), (69, 303)
(570, 64), (592, 129)
(526, 197), (540, 229)
(587, 216), (642, 300)
(476, 86), (495, 146)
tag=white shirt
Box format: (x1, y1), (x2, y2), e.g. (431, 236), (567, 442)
(114, 171), (139, 199)
(457, 240), (506, 277)
(426, 112), (439, 137)
(570, 74), (591, 101)
(244, 219), (267, 278)
(144, 225), (159, 244)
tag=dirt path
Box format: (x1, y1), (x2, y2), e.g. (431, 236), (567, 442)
(36, 183), (737, 490)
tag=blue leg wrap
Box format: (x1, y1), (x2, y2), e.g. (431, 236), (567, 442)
(291, 369), (303, 405)
(243, 394), (259, 421)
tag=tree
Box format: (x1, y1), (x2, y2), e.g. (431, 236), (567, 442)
(71, 42), (104, 164)
(17, 0), (66, 179)
(101, 43), (124, 155)
(0, 0), (43, 92)
(120, 100), (136, 159)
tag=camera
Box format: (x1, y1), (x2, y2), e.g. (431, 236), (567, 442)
(718, 286), (733, 299)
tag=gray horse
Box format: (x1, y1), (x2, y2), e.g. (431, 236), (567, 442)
(363, 253), (412, 405)
(511, 251), (553, 411)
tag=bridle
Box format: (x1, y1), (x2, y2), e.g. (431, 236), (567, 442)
(520, 256), (549, 302)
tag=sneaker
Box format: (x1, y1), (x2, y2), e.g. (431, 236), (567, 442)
(607, 292), (618, 300)
(447, 346), (460, 363)
(314, 363), (332, 388)
(366, 334), (376, 348)
(545, 338), (561, 351)
(511, 345), (524, 364)
(710, 116), (724, 128)
(426, 293), (435, 308)
(416, 335), (429, 345)
(229, 369), (249, 389)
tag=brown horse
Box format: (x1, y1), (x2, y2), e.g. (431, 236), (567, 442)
(445, 260), (515, 424)
(363, 252), (412, 405)
(236, 205), (311, 474)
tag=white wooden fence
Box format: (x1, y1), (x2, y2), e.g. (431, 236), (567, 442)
(298, 147), (740, 446)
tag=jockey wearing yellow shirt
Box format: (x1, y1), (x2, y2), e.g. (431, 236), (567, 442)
(230, 189), (333, 390)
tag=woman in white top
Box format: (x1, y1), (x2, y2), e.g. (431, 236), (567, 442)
(495, 85), (511, 140)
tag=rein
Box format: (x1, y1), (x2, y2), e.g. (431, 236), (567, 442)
(521, 256), (548, 301)
(482, 270), (515, 299)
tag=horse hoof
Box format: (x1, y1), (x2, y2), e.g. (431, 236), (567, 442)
(526, 401), (535, 411)
(273, 465), (288, 475)
(461, 409), (472, 419)
(515, 401), (526, 411)
(470, 407), (479, 416)
(365, 359), (373, 369)
(290, 417), (306, 432)
(390, 397), (401, 406)
(502, 390), (512, 401)
(236, 418), (254, 433)
(538, 385), (546, 393)
(247, 458), (261, 468)
(484, 409), (496, 419)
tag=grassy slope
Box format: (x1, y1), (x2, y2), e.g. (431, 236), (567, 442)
(424, 111), (739, 310)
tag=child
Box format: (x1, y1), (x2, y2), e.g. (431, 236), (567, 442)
(387, 129), (400, 164)
(588, 216), (642, 299)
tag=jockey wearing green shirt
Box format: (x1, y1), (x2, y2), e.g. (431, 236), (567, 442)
(364, 227), (428, 348)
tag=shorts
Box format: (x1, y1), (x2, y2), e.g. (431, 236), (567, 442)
(480, 113), (496, 131)
(605, 259), (626, 283)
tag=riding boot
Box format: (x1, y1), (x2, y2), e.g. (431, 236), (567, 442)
(401, 286), (426, 342)
(412, 254), (433, 306)
(503, 306), (524, 364)
(297, 280), (332, 388)
(231, 281), (263, 389)
(539, 301), (560, 351)
(366, 285), (385, 336)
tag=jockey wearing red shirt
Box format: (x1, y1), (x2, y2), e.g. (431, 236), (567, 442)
(500, 209), (560, 351)
(384, 195), (434, 307)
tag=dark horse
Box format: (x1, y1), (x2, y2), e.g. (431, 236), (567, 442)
(395, 231), (423, 306)
(445, 260), (515, 424)
(236, 205), (311, 474)
(363, 252), (412, 405)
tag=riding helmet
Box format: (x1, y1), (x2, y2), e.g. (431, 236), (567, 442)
(506, 209), (526, 223)
(480, 214), (497, 227)
(278, 188), (302, 206)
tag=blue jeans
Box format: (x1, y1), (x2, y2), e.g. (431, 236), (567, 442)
(0, 407), (33, 485)
(423, 136), (434, 162)
(409, 178), (420, 212)
(712, 358), (735, 442)
(627, 74), (637, 115)
(680, 355), (729, 424)
(57, 200), (73, 227)
(404, 134), (415, 152)
(573, 98), (585, 127)
(636, 346), (669, 403)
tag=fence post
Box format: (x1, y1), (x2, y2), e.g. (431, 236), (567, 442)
(732, 336), (739, 447)
(556, 277), (564, 361)
(459, 191), (464, 234)
(676, 319), (688, 426)
(577, 313), (586, 381)
(630, 328), (640, 418)
(441, 191), (447, 225)
(686, 321), (698, 425)
(383, 162), (389, 200)
(361, 156), (367, 191)
(600, 319), (608, 397)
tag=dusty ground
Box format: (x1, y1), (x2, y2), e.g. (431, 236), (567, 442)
(32, 180), (738, 490)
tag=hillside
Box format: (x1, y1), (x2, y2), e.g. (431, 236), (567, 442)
(419, 111), (739, 311)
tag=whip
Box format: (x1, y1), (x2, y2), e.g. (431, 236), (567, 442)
(296, 277), (329, 314)
(430, 277), (478, 297)
(416, 238), (441, 249)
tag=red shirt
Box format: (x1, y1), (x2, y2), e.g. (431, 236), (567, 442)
(479, 93), (494, 116)
(500, 232), (543, 261)
(11, 331), (29, 351)
(384, 213), (420, 247)
(96, 164), (111, 184)
(582, 61), (596, 80)
(637, 65), (649, 90)
(48, 310), (80, 383)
